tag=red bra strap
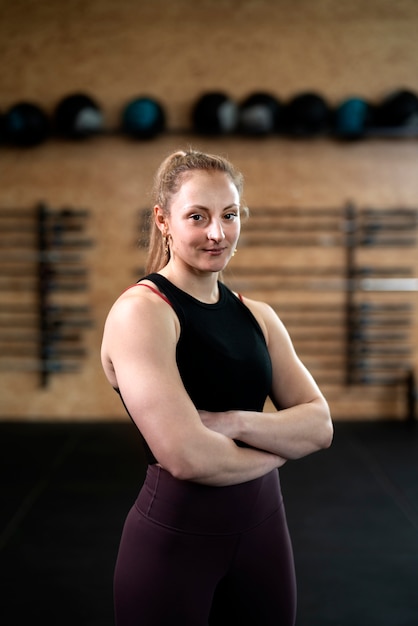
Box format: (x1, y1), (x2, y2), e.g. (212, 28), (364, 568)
(123, 283), (173, 308)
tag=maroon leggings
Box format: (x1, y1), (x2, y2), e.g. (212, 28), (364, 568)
(114, 465), (296, 626)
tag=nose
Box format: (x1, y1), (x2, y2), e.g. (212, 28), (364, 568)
(207, 220), (225, 243)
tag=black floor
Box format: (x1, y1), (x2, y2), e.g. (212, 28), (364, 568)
(1, 420), (417, 626)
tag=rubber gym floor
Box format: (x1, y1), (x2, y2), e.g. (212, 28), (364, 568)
(1, 419), (417, 626)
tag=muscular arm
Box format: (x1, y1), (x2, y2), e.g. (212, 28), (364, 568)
(101, 289), (285, 487)
(200, 299), (333, 460)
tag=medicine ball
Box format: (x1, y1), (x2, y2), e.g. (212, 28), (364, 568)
(54, 93), (104, 139)
(239, 92), (282, 136)
(284, 92), (331, 136)
(0, 111), (5, 144)
(192, 92), (238, 135)
(121, 96), (166, 139)
(375, 88), (418, 128)
(3, 102), (50, 146)
(334, 97), (374, 139)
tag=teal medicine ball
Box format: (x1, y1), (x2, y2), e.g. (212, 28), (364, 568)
(334, 97), (374, 139)
(4, 101), (50, 146)
(122, 97), (166, 139)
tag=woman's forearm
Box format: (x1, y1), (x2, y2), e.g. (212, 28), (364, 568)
(163, 428), (286, 487)
(236, 398), (333, 459)
(200, 397), (333, 461)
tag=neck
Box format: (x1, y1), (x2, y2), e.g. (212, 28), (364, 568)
(159, 264), (220, 304)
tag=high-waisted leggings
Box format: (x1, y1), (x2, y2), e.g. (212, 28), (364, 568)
(114, 465), (296, 626)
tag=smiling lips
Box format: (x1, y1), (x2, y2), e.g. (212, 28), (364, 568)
(203, 247), (226, 255)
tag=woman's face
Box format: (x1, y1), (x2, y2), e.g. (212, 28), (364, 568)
(156, 170), (241, 275)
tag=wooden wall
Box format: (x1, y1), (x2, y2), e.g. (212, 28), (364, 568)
(1, 0), (417, 421)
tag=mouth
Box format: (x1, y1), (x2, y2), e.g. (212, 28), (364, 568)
(203, 247), (226, 256)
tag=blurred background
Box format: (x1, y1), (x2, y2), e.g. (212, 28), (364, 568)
(1, 1), (417, 624)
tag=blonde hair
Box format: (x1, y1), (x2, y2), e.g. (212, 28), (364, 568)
(145, 149), (246, 274)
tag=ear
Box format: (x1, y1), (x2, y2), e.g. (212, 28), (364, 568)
(154, 205), (167, 234)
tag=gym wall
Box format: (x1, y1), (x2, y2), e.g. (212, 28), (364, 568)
(1, 0), (417, 421)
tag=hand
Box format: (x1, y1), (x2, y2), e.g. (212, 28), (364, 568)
(199, 409), (288, 469)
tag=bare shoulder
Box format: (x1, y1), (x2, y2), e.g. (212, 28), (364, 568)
(105, 281), (178, 333)
(101, 282), (179, 384)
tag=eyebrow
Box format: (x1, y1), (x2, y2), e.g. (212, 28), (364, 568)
(183, 203), (240, 212)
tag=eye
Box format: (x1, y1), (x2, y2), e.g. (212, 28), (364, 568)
(190, 213), (204, 221)
(224, 212), (238, 220)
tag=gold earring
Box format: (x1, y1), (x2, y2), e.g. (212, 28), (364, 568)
(232, 248), (237, 257)
(163, 234), (170, 255)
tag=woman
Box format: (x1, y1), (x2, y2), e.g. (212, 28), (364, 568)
(101, 149), (333, 626)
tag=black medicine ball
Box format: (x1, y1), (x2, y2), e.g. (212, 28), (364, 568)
(121, 96), (166, 139)
(239, 92), (282, 136)
(192, 92), (238, 135)
(375, 89), (418, 128)
(0, 111), (5, 143)
(54, 93), (104, 139)
(284, 92), (331, 136)
(4, 102), (50, 146)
